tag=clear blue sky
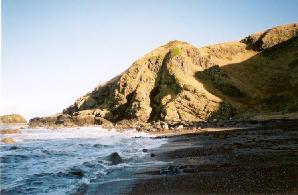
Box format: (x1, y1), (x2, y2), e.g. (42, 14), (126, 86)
(1, 0), (298, 120)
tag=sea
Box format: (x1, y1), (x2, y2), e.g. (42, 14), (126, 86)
(0, 125), (167, 194)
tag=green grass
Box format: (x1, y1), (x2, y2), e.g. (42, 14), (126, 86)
(171, 47), (182, 56)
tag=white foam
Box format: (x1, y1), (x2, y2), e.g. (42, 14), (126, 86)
(0, 126), (168, 194)
(0, 126), (158, 145)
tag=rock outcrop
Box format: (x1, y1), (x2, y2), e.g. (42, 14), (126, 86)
(0, 114), (27, 124)
(29, 23), (298, 129)
(1, 138), (16, 144)
(241, 23), (297, 51)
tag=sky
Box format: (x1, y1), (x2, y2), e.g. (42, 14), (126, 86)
(1, 0), (298, 120)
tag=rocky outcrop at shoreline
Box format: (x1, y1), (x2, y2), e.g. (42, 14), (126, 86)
(29, 23), (298, 129)
(0, 114), (27, 124)
(1, 138), (16, 144)
(29, 113), (113, 129)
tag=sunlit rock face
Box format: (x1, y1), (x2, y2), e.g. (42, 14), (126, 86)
(30, 23), (298, 128)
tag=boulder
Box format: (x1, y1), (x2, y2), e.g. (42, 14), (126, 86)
(75, 115), (95, 125)
(94, 117), (114, 129)
(150, 153), (156, 157)
(105, 152), (123, 165)
(69, 168), (85, 177)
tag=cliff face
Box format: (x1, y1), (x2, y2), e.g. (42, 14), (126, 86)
(63, 40), (222, 122)
(30, 23), (298, 128)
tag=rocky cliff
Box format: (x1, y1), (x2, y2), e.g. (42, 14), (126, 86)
(29, 23), (298, 129)
(0, 114), (27, 124)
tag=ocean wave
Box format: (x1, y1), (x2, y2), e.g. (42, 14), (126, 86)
(0, 126), (167, 194)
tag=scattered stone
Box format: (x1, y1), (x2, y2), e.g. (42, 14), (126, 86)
(160, 166), (180, 175)
(150, 153), (156, 157)
(142, 149), (148, 153)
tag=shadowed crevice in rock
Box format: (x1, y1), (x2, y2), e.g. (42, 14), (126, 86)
(111, 90), (136, 121)
(195, 65), (246, 98)
(149, 85), (161, 121)
(148, 51), (183, 122)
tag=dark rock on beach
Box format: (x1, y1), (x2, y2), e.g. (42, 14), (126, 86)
(105, 152), (123, 165)
(69, 168), (85, 177)
(159, 166), (180, 175)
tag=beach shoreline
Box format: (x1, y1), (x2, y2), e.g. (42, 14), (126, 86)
(2, 120), (297, 194)
(129, 123), (298, 194)
(83, 121), (298, 194)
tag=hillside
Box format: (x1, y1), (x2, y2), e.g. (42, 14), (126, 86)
(29, 23), (298, 128)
